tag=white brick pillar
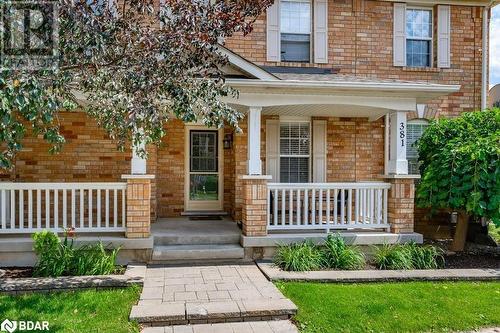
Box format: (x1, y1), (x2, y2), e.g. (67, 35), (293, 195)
(247, 106), (263, 175)
(388, 111), (408, 175)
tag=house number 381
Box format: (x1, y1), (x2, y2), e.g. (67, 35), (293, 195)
(399, 122), (405, 147)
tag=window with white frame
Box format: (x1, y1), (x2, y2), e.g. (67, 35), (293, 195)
(407, 120), (429, 174)
(279, 122), (310, 183)
(280, 0), (311, 62)
(406, 8), (433, 67)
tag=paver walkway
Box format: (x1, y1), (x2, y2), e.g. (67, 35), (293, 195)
(130, 264), (297, 327)
(142, 320), (298, 333)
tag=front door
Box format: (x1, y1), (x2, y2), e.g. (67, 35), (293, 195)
(185, 127), (223, 211)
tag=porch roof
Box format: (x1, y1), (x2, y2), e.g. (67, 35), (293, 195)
(225, 77), (461, 120)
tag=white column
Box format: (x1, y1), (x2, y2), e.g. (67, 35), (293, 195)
(247, 106), (263, 175)
(131, 138), (147, 175)
(388, 111), (408, 175)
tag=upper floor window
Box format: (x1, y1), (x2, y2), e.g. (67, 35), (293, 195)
(280, 0), (311, 62)
(406, 8), (433, 67)
(279, 122), (310, 183)
(407, 119), (429, 174)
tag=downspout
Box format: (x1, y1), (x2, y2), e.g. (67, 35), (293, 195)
(481, 5), (490, 111)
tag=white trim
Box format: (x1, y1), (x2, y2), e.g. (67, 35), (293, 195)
(218, 46), (279, 81)
(184, 125), (224, 212)
(405, 6), (434, 68)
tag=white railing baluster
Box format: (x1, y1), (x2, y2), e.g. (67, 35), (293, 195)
(1, 190), (6, 230)
(54, 190), (58, 230)
(80, 189), (84, 229)
(267, 182), (391, 232)
(19, 190), (24, 230)
(333, 189), (338, 225)
(37, 189), (41, 229)
(63, 189), (67, 229)
(88, 189), (93, 228)
(105, 189), (110, 228)
(281, 189), (285, 226)
(28, 190), (33, 230)
(71, 189), (76, 228)
(318, 189), (323, 227)
(311, 189), (316, 225)
(273, 189), (278, 226)
(122, 189), (126, 228)
(340, 189), (345, 225)
(114, 189), (118, 228)
(10, 190), (15, 229)
(97, 189), (101, 228)
(347, 189), (352, 225)
(304, 189), (308, 225)
(326, 189), (330, 233)
(296, 189), (301, 226)
(45, 189), (50, 229)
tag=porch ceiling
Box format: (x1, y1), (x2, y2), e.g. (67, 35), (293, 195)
(225, 78), (461, 116)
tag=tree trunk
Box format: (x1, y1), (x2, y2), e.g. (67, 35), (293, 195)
(450, 211), (469, 252)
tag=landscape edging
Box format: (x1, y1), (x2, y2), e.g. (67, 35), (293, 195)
(0, 263), (146, 295)
(256, 261), (500, 283)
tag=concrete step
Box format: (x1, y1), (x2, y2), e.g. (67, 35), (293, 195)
(141, 320), (299, 333)
(130, 299), (297, 325)
(152, 244), (245, 262)
(153, 232), (240, 246)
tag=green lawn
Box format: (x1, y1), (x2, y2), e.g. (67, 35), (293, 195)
(277, 281), (500, 333)
(0, 286), (140, 333)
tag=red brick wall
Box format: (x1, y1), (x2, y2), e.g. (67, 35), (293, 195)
(225, 1), (485, 117)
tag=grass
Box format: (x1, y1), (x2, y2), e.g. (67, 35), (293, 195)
(489, 223), (500, 244)
(277, 281), (500, 333)
(0, 286), (140, 333)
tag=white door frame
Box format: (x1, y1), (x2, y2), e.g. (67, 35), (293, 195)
(184, 125), (224, 211)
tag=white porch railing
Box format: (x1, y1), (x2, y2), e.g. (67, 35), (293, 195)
(267, 182), (391, 232)
(0, 182), (127, 234)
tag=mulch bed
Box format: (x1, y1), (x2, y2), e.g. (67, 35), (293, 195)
(0, 267), (33, 279)
(0, 267), (126, 279)
(444, 253), (500, 269)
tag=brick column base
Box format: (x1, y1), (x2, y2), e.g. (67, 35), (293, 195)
(385, 175), (419, 234)
(122, 175), (155, 238)
(241, 175), (272, 237)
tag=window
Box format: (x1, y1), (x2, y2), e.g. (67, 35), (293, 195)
(280, 0), (311, 62)
(279, 122), (310, 183)
(406, 8), (433, 67)
(407, 120), (429, 174)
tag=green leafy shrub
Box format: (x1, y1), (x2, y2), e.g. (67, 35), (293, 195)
(374, 243), (443, 270)
(322, 234), (365, 270)
(274, 241), (323, 272)
(374, 244), (414, 270)
(416, 109), (500, 227)
(33, 230), (120, 277)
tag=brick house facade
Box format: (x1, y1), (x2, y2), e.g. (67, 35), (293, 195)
(0, 0), (496, 247)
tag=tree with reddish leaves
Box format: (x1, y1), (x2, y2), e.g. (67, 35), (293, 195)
(0, 0), (272, 168)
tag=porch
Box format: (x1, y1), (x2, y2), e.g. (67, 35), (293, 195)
(0, 74), (459, 263)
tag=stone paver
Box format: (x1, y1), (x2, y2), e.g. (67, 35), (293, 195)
(131, 264), (297, 325)
(257, 261), (500, 283)
(141, 320), (299, 333)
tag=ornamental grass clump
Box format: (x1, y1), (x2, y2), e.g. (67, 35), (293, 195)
(274, 241), (323, 272)
(33, 229), (120, 277)
(322, 234), (365, 270)
(374, 242), (443, 270)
